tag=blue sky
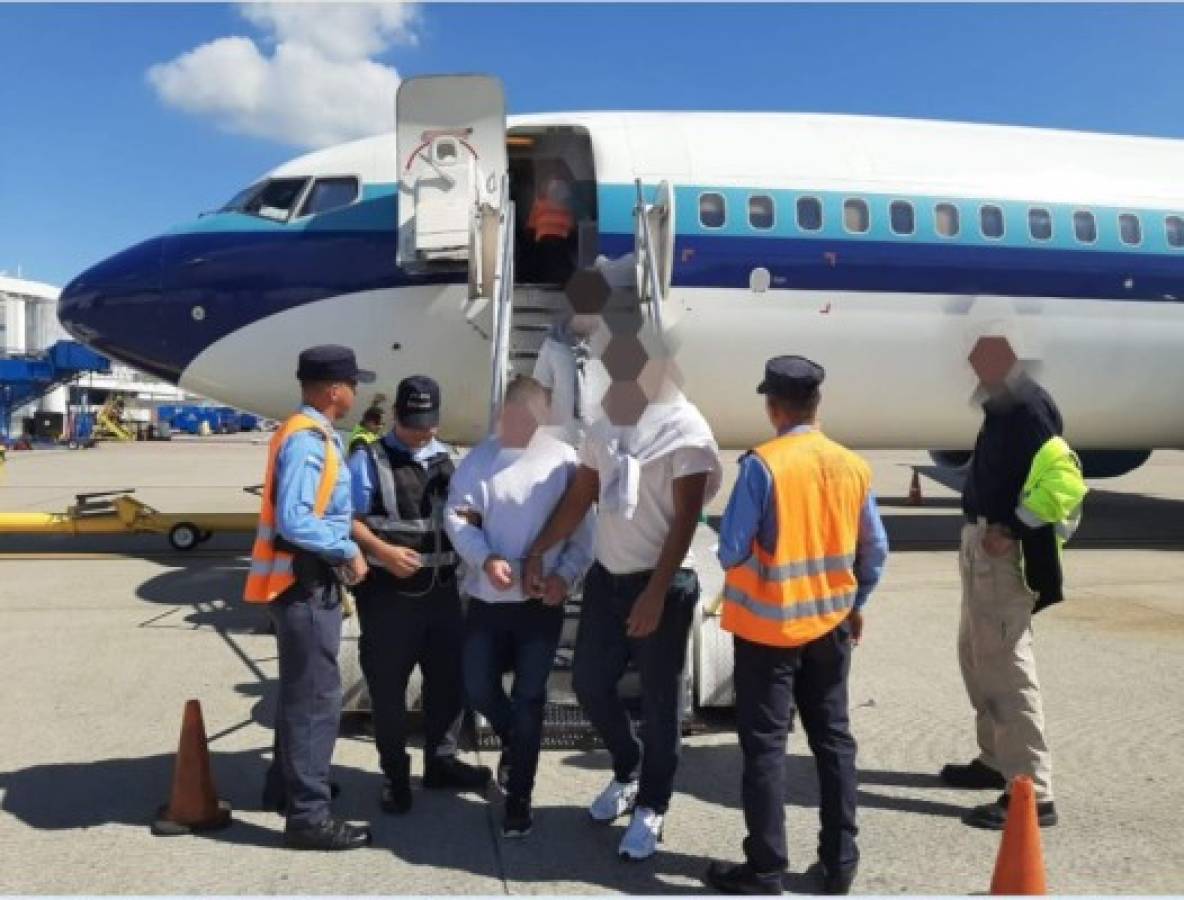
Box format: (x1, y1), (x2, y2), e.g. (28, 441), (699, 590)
(2, 3), (1182, 288)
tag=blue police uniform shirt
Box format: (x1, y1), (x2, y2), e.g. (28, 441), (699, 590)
(349, 431), (451, 514)
(274, 405), (359, 564)
(717, 425), (889, 609)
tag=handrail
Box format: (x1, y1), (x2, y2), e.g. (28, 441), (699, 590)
(634, 178), (666, 334)
(487, 173), (515, 431)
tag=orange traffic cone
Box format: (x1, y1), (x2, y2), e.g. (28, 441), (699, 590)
(152, 699), (232, 836)
(989, 776), (1048, 895)
(907, 470), (923, 506)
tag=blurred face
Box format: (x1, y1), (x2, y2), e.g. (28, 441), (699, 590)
(497, 397), (545, 447)
(394, 419), (437, 450)
(569, 313), (599, 337)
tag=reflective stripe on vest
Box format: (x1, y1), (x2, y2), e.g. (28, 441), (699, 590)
(721, 431), (870, 648)
(362, 441), (454, 573)
(243, 413), (339, 604)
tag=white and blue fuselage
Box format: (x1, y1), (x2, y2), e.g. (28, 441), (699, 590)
(59, 111), (1184, 456)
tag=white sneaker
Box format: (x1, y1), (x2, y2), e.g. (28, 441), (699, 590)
(618, 806), (664, 861)
(588, 778), (639, 823)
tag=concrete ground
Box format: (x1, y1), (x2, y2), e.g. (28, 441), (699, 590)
(1, 437), (1182, 894)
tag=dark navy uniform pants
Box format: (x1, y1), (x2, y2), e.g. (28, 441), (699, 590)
(354, 574), (465, 783)
(733, 622), (859, 876)
(264, 578), (343, 830)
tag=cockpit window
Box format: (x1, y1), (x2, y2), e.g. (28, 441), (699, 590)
(298, 177), (360, 218)
(222, 178), (309, 221)
(220, 183), (263, 212)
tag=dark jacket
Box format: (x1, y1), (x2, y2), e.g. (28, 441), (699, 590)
(962, 378), (1066, 610)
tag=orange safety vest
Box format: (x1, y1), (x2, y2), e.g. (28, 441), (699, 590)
(722, 430), (871, 648)
(243, 412), (340, 604)
(528, 197), (575, 241)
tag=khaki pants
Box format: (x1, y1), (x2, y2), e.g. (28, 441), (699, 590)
(958, 522), (1054, 802)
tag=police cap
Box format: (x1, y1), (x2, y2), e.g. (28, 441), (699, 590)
(296, 345), (375, 385)
(757, 355), (826, 398)
(395, 375), (441, 429)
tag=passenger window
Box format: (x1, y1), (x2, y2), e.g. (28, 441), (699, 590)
(889, 201), (914, 235)
(796, 196), (823, 231)
(244, 178), (309, 222)
(1073, 211), (1097, 243)
(1167, 215), (1184, 248)
(699, 193), (726, 229)
(299, 177), (360, 218)
(980, 205), (1004, 239)
(1029, 208), (1053, 241)
(935, 203), (960, 237)
(844, 199), (870, 234)
(1119, 213), (1142, 246)
(748, 195), (774, 230)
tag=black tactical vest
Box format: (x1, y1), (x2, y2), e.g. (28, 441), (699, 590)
(361, 439), (459, 591)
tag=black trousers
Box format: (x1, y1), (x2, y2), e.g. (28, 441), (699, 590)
(733, 623), (859, 876)
(264, 579), (343, 829)
(572, 563), (699, 815)
(354, 572), (465, 782)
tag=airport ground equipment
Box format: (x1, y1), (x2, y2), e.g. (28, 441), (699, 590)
(0, 489), (257, 550)
(0, 341), (110, 440)
(94, 398), (135, 442)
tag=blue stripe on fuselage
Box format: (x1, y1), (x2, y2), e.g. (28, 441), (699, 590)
(136, 178), (1184, 382)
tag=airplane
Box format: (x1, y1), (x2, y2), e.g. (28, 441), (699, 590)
(58, 74), (1184, 480)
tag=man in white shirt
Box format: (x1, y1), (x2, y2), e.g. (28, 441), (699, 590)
(524, 387), (722, 861)
(445, 376), (595, 839)
(532, 313), (605, 446)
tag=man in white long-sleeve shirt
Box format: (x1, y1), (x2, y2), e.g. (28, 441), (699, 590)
(445, 376), (595, 838)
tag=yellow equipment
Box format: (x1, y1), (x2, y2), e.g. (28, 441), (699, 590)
(95, 399), (135, 442)
(0, 489), (257, 551)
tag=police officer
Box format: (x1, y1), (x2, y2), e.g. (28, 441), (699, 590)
(348, 376), (491, 814)
(246, 345), (373, 851)
(704, 357), (888, 895)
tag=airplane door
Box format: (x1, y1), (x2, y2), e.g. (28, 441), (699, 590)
(396, 75), (507, 271)
(636, 180), (675, 304)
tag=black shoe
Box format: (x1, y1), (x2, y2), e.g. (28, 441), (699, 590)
(380, 778), (413, 815)
(496, 750), (512, 792)
(703, 861), (783, 895)
(502, 796), (533, 838)
(940, 759), (1007, 790)
(284, 817), (371, 851)
(963, 793), (1058, 830)
(819, 861), (858, 896)
(264, 780), (341, 815)
(423, 756), (493, 791)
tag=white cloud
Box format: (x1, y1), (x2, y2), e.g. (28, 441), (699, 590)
(147, 2), (418, 149)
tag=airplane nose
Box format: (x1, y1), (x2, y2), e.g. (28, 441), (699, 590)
(59, 236), (178, 381)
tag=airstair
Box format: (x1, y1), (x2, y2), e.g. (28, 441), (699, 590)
(0, 341), (110, 440)
(385, 75), (692, 742)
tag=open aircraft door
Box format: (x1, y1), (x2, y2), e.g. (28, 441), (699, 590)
(635, 180), (675, 314)
(396, 75), (507, 287)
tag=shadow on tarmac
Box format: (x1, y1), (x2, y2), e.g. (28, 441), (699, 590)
(558, 745), (968, 822)
(0, 748), (288, 848)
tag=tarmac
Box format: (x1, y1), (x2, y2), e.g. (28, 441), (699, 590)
(1, 436), (1183, 894)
